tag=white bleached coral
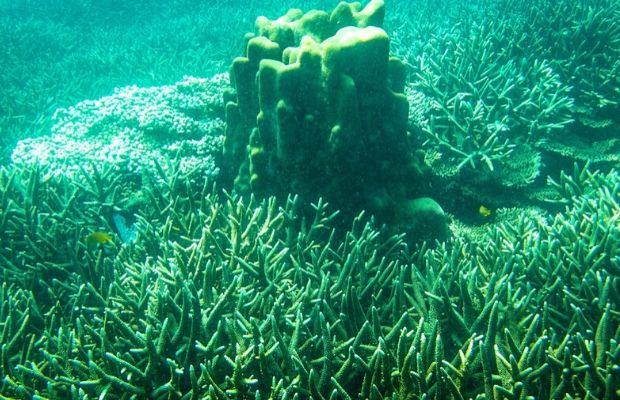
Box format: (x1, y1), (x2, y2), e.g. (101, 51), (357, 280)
(12, 74), (228, 182)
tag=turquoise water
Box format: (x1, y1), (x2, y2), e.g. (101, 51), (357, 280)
(0, 0), (618, 398)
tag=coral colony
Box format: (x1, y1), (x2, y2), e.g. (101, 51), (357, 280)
(1, 0), (619, 399)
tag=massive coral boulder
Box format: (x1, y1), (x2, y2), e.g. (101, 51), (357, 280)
(222, 0), (431, 230)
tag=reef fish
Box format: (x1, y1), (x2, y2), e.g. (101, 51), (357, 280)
(479, 205), (492, 217)
(85, 231), (113, 246)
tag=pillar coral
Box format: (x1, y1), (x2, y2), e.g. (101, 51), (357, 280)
(223, 0), (428, 225)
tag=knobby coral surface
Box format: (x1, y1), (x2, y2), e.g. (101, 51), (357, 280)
(1, 1), (619, 399)
(11, 75), (227, 184)
(223, 0), (427, 225)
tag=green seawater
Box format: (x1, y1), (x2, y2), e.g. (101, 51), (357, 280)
(0, 0), (618, 398)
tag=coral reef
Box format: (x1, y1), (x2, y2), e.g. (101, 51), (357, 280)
(222, 0), (427, 225)
(407, 16), (574, 187)
(393, 0), (619, 191)
(0, 0), (244, 164)
(519, 0), (620, 163)
(0, 161), (618, 398)
(1, 1), (619, 399)
(11, 75), (226, 184)
(519, 0), (620, 130)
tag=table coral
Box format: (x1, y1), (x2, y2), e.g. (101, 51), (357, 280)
(395, 0), (620, 190)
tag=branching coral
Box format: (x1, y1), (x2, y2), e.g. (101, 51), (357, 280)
(514, 0), (620, 127)
(1, 1), (619, 398)
(0, 0), (247, 165)
(408, 18), (574, 187)
(0, 161), (618, 398)
(507, 0), (620, 164)
(397, 0), (620, 188)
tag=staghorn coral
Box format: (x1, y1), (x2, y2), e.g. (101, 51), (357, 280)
(513, 0), (620, 129)
(0, 160), (618, 398)
(397, 0), (620, 191)
(513, 0), (620, 165)
(408, 19), (574, 187)
(1, 1), (619, 398)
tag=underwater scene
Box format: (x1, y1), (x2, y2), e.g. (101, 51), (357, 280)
(1, 0), (619, 398)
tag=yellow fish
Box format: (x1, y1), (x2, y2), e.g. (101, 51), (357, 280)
(85, 231), (113, 246)
(479, 205), (492, 217)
